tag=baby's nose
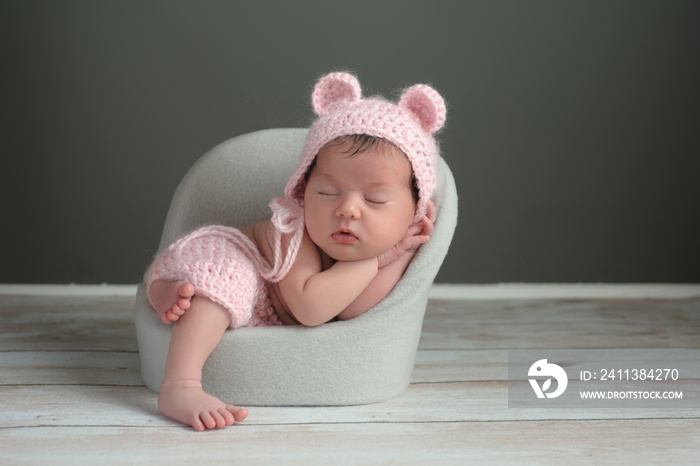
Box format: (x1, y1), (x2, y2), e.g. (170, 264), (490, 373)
(336, 196), (360, 218)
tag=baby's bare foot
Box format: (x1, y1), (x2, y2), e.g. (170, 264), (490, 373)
(158, 379), (248, 431)
(148, 280), (195, 324)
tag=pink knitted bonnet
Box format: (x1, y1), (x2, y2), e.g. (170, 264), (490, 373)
(266, 72), (447, 281)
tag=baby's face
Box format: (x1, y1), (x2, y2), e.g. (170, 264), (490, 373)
(303, 140), (416, 262)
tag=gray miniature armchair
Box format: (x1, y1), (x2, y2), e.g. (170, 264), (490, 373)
(134, 128), (458, 405)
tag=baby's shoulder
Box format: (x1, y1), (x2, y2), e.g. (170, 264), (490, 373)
(297, 232), (335, 271)
(289, 229), (324, 267)
(246, 221), (326, 270)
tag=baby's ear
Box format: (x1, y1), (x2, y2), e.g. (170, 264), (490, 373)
(312, 72), (362, 116)
(399, 84), (446, 134)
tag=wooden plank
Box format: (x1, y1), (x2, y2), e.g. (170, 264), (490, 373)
(2, 420), (699, 465)
(0, 351), (142, 386)
(420, 298), (700, 350)
(411, 349), (507, 383)
(0, 296), (138, 352)
(429, 283), (700, 300)
(0, 349), (503, 386)
(0, 294), (136, 309)
(423, 297), (700, 327)
(3, 383), (698, 430)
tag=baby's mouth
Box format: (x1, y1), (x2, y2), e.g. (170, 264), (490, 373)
(332, 229), (358, 244)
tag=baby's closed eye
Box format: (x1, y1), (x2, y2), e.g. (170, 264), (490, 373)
(316, 186), (340, 196)
(364, 191), (391, 205)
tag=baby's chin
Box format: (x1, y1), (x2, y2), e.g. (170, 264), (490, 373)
(321, 246), (376, 263)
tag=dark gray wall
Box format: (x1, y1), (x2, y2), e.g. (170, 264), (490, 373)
(3, 0), (698, 284)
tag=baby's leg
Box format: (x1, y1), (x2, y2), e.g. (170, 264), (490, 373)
(158, 296), (249, 431)
(149, 280), (195, 324)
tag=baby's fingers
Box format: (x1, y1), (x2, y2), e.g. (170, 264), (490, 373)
(421, 215), (434, 237)
(426, 200), (436, 223)
(401, 234), (430, 251)
(405, 222), (423, 237)
(405, 214), (434, 239)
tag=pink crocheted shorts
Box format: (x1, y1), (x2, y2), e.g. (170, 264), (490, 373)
(145, 225), (282, 329)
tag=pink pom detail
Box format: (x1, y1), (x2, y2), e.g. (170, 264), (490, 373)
(398, 84), (446, 134)
(311, 72), (362, 116)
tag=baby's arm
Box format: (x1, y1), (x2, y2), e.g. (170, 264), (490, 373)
(334, 250), (414, 321)
(277, 233), (379, 326)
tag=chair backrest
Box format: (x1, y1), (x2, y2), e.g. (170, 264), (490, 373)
(158, 128), (309, 250)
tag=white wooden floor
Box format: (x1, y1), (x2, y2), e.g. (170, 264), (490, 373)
(1, 284), (699, 465)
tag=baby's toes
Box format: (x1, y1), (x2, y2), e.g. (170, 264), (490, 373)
(199, 411), (218, 430)
(218, 407), (235, 426)
(178, 282), (195, 299)
(177, 298), (191, 310)
(166, 307), (183, 322)
(210, 409), (227, 428)
(228, 405), (249, 422)
(191, 416), (206, 432)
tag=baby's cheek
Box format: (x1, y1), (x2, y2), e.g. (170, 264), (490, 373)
(382, 223), (407, 248)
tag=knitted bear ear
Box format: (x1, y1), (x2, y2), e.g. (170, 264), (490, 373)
(311, 72), (362, 116)
(398, 84), (446, 134)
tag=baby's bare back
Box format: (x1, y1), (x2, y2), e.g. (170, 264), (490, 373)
(238, 221), (300, 325)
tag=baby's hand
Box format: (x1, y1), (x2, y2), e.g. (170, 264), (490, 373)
(377, 201), (436, 269)
(418, 200), (436, 237)
(404, 200), (436, 241)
